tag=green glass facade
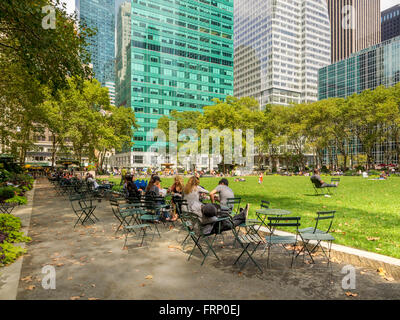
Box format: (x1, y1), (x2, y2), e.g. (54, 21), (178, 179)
(318, 36), (400, 100)
(119, 0), (234, 153)
(318, 36), (400, 166)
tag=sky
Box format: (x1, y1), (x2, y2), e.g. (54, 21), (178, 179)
(61, 0), (400, 14)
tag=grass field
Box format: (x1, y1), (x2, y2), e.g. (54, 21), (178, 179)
(103, 175), (400, 259)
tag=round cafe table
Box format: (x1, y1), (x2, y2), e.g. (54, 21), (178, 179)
(255, 208), (292, 233)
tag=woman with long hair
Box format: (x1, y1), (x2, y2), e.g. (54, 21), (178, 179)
(168, 175), (184, 221)
(183, 176), (209, 217)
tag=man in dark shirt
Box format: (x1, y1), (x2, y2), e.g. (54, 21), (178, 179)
(311, 169), (338, 187)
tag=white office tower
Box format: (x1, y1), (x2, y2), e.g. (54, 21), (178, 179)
(234, 0), (331, 107)
(115, 1), (131, 107)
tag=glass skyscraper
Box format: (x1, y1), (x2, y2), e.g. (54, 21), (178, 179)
(381, 4), (400, 42)
(76, 0), (116, 86)
(318, 36), (400, 100)
(116, 0), (234, 167)
(318, 36), (400, 165)
(234, 0), (331, 107)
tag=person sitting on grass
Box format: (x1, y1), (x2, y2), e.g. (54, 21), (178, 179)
(311, 169), (339, 187)
(379, 171), (388, 180)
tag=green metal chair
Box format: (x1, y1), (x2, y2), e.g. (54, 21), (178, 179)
(186, 211), (231, 266)
(69, 194), (97, 228)
(234, 233), (265, 273)
(0, 202), (18, 214)
(297, 211), (336, 267)
(310, 177), (337, 195)
(110, 199), (138, 234)
(122, 210), (153, 249)
(226, 197), (241, 215)
(265, 216), (301, 268)
(139, 200), (161, 237)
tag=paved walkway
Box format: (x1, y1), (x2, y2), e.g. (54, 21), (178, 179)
(5, 178), (400, 299)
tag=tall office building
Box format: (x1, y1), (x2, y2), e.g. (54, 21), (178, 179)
(116, 1), (131, 107)
(381, 4), (400, 42)
(234, 0), (331, 107)
(318, 36), (400, 165)
(114, 0), (234, 168)
(319, 36), (400, 100)
(75, 0), (115, 86)
(327, 0), (381, 63)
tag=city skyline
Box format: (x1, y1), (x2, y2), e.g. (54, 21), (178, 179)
(62, 0), (400, 15)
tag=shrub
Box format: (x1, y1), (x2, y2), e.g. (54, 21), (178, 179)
(0, 214), (30, 243)
(321, 166), (330, 174)
(0, 186), (17, 201)
(0, 169), (12, 183)
(0, 214), (30, 266)
(112, 185), (123, 192)
(5, 195), (27, 205)
(368, 170), (382, 176)
(344, 170), (356, 176)
(0, 242), (27, 266)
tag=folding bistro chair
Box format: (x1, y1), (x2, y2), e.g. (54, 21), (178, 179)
(110, 199), (137, 233)
(254, 200), (271, 232)
(226, 197), (241, 215)
(297, 211), (336, 267)
(139, 200), (161, 237)
(122, 209), (153, 249)
(179, 211), (196, 249)
(234, 233), (265, 273)
(69, 194), (97, 228)
(310, 177), (337, 196)
(331, 177), (340, 185)
(235, 204), (259, 235)
(265, 216), (301, 268)
(186, 211), (230, 266)
(0, 202), (18, 214)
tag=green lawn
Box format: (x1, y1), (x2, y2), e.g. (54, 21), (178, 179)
(103, 175), (400, 259)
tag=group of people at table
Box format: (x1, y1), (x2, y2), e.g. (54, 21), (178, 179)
(122, 174), (246, 234)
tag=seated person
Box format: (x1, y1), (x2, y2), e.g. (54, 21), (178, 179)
(86, 174), (100, 190)
(200, 203), (249, 235)
(183, 176), (209, 218)
(145, 175), (161, 197)
(379, 171), (387, 180)
(200, 203), (219, 235)
(209, 178), (235, 211)
(167, 175), (184, 221)
(125, 174), (142, 199)
(144, 176), (170, 219)
(311, 169), (339, 187)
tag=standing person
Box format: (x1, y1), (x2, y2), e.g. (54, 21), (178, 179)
(183, 176), (209, 217)
(258, 172), (263, 184)
(209, 178), (234, 210)
(167, 175), (184, 221)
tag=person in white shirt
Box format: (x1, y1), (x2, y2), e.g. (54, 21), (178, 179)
(183, 176), (209, 218)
